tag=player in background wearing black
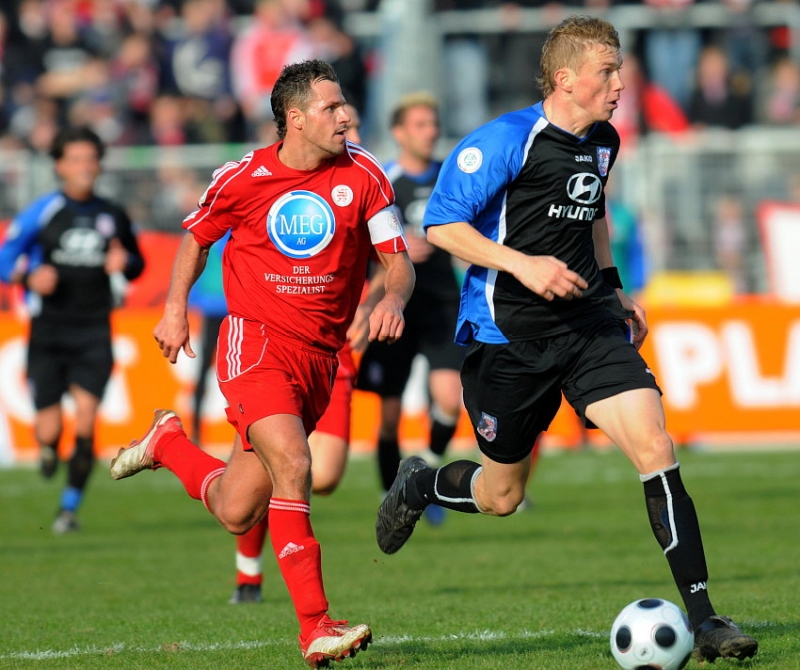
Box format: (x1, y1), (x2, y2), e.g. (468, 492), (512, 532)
(0, 126), (145, 534)
(356, 93), (464, 525)
(376, 16), (758, 664)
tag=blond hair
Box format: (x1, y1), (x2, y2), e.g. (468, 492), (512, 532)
(538, 15), (621, 99)
(390, 91), (439, 128)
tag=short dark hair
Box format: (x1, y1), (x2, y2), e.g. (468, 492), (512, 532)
(49, 126), (106, 161)
(270, 60), (340, 140)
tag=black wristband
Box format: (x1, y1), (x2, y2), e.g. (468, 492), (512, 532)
(601, 266), (623, 290)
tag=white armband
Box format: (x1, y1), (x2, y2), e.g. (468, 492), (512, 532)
(367, 205), (405, 245)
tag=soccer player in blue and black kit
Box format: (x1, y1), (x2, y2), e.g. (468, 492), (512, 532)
(0, 126), (145, 534)
(376, 15), (758, 663)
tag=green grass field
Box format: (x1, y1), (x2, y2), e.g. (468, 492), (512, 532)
(1, 447), (797, 670)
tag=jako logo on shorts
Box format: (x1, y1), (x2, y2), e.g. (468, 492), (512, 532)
(267, 190), (335, 259)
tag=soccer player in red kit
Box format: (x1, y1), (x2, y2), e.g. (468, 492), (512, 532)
(229, 102), (376, 605)
(109, 60), (415, 668)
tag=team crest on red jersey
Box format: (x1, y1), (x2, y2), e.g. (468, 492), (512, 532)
(331, 185), (354, 207)
(597, 147), (611, 177)
(477, 412), (498, 442)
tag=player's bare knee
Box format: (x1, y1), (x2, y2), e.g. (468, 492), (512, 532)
(217, 514), (249, 535)
(498, 492), (526, 516)
(214, 500), (261, 535)
(481, 490), (525, 516)
(225, 520), (250, 535)
(224, 511), (262, 535)
(634, 432), (676, 473)
(432, 396), (460, 419)
(312, 478), (338, 496)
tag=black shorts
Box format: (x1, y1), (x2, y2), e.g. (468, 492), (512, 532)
(27, 319), (114, 410)
(460, 319), (661, 464)
(356, 291), (465, 398)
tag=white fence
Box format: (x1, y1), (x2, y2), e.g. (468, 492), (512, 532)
(615, 127), (800, 294)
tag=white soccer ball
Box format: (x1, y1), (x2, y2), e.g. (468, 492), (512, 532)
(610, 598), (694, 670)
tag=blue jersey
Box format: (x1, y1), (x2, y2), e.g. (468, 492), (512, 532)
(0, 191), (144, 324)
(424, 102), (623, 345)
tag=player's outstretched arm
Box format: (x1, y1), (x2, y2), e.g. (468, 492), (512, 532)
(427, 221), (586, 301)
(368, 250), (414, 344)
(153, 233), (210, 364)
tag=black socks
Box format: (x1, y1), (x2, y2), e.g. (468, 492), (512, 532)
(377, 437), (402, 492)
(67, 436), (95, 491)
(641, 463), (715, 628)
(407, 460), (482, 514)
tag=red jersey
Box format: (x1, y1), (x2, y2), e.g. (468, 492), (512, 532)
(184, 142), (407, 352)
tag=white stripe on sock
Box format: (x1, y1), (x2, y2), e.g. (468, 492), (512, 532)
(235, 551), (262, 577)
(432, 466), (484, 513)
(269, 500), (310, 514)
(640, 462), (680, 554)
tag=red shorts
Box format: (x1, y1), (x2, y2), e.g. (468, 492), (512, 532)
(314, 344), (356, 441)
(216, 316), (336, 449)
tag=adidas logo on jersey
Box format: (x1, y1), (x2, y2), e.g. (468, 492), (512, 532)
(278, 542), (305, 559)
(251, 165), (272, 177)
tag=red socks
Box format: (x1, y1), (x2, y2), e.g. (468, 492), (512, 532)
(236, 515), (269, 586)
(156, 431), (225, 507)
(268, 498), (329, 637)
(158, 430), (328, 635)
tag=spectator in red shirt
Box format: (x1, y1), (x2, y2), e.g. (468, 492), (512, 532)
(230, 0), (317, 139)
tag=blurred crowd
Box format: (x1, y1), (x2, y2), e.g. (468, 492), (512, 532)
(2, 0), (800, 154)
(0, 0), (370, 151)
(434, 0), (800, 142)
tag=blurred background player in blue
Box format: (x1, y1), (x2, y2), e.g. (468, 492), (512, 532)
(356, 92), (465, 525)
(0, 125), (145, 534)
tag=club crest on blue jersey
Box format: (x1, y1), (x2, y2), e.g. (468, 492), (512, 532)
(267, 190), (335, 259)
(457, 147), (483, 173)
(477, 412), (498, 442)
(597, 147), (611, 177)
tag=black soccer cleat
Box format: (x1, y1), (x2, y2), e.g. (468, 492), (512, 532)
(229, 583), (262, 604)
(376, 456), (429, 554)
(692, 615), (758, 662)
